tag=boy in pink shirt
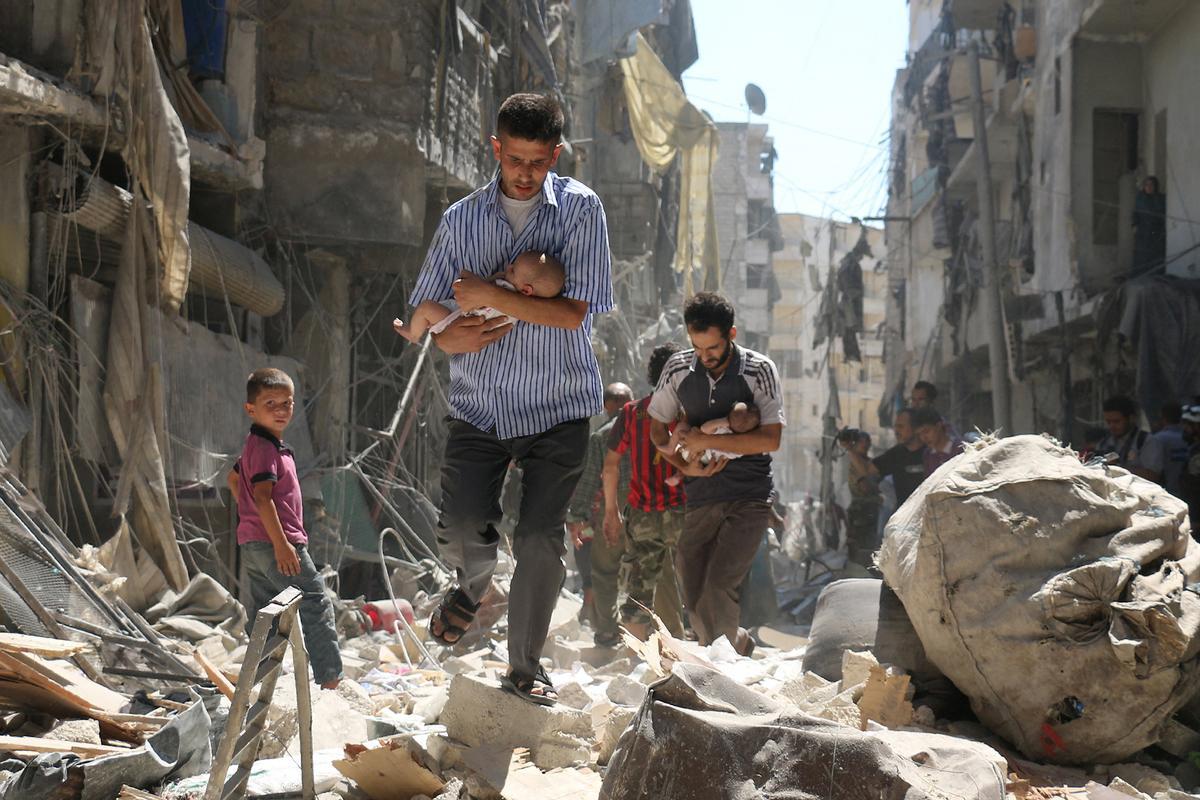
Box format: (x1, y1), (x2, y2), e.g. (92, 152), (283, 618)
(228, 368), (342, 689)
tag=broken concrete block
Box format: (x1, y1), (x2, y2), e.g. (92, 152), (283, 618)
(606, 675), (647, 707)
(1103, 764), (1179, 795)
(546, 638), (583, 669)
(594, 657), (635, 677)
(856, 665), (913, 730)
(598, 706), (637, 765)
(532, 731), (591, 770)
(440, 674), (593, 754)
(1084, 779), (1152, 800)
(432, 777), (465, 799)
(412, 685), (448, 724)
(554, 682), (593, 710)
(840, 649), (878, 690)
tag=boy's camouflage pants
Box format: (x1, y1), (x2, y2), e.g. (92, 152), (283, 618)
(619, 507), (685, 633)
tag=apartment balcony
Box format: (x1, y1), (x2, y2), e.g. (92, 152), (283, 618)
(1082, 0), (1188, 38)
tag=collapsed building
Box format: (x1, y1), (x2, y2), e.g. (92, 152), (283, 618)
(0, 0), (705, 607)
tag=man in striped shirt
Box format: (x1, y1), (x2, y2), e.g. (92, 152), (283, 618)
(602, 343), (688, 642)
(648, 293), (784, 656)
(407, 93), (613, 705)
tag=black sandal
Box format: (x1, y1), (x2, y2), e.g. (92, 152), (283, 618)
(429, 587), (481, 646)
(500, 665), (558, 707)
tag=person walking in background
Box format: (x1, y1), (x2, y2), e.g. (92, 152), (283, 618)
(649, 293), (784, 656)
(912, 407), (965, 474)
(847, 408), (927, 508)
(837, 428), (881, 568)
(602, 343), (688, 642)
(1098, 394), (1164, 484)
(1154, 402), (1189, 497)
(1180, 406), (1200, 538)
(910, 381), (938, 409)
(567, 382), (633, 648)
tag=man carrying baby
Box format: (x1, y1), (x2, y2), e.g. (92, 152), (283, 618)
(406, 92), (612, 706)
(648, 292), (784, 656)
(394, 251), (565, 342)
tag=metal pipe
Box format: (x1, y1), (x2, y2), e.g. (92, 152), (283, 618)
(967, 41), (1012, 433)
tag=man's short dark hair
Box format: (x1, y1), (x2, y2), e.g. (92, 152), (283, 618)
(911, 406), (943, 429)
(247, 368), (294, 403)
(496, 93), (564, 143)
(604, 384), (633, 406)
(1103, 394), (1138, 418)
(896, 407), (917, 424)
(683, 292), (736, 337)
(1162, 401), (1183, 424)
(913, 380), (937, 400)
(648, 342), (683, 386)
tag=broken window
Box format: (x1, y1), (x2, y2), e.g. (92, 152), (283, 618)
(1092, 110), (1139, 246)
(746, 263), (771, 289)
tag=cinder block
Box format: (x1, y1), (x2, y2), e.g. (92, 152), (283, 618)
(441, 674), (593, 753)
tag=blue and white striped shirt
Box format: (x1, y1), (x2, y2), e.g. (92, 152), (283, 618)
(409, 171), (614, 440)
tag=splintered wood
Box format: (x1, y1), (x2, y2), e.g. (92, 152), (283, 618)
(857, 664), (913, 730)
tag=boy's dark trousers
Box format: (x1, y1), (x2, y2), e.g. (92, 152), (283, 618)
(436, 418), (589, 682)
(241, 542), (343, 684)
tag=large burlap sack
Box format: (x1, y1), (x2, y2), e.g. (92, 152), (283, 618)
(878, 434), (1200, 764)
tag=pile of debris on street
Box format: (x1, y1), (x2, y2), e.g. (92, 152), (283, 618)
(2, 435), (1200, 800)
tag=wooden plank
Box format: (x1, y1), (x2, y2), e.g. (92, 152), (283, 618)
(0, 651), (127, 712)
(0, 734), (125, 758)
(0, 632), (91, 658)
(193, 649), (235, 701)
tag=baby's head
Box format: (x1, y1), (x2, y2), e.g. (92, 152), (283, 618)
(506, 251), (565, 297)
(728, 402), (761, 433)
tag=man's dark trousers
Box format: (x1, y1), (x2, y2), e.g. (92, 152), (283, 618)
(437, 418), (589, 681)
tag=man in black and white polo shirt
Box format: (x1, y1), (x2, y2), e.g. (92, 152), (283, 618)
(647, 292), (784, 656)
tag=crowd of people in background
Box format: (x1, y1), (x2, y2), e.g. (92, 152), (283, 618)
(836, 381), (964, 569)
(835, 380), (1200, 570)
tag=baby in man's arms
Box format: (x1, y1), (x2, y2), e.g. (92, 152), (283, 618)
(661, 401), (761, 486)
(393, 250), (565, 342)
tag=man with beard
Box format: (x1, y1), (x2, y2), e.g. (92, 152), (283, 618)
(648, 293), (784, 656)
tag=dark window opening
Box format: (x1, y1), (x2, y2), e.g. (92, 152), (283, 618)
(1092, 110), (1140, 246)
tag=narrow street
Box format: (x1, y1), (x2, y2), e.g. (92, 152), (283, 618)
(0, 1), (1198, 798)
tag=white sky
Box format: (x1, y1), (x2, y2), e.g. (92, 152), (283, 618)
(682, 0), (910, 221)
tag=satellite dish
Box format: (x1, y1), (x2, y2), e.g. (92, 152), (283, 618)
(744, 83), (767, 116)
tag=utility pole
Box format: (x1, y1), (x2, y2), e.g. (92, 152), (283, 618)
(967, 40), (1012, 434)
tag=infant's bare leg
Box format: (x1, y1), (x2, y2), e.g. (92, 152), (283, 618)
(393, 301), (452, 342)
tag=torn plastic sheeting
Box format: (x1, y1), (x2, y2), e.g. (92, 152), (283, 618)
(162, 748), (345, 798)
(0, 699), (211, 800)
(878, 434), (1200, 764)
(601, 663), (1008, 800)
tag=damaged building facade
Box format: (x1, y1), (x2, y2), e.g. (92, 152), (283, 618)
(773, 215), (888, 501)
(0, 0), (700, 619)
(884, 0), (1200, 439)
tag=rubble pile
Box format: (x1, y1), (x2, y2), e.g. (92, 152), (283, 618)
(2, 438), (1200, 799)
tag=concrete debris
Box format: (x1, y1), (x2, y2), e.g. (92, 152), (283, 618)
(856, 664), (914, 730)
(440, 674), (593, 765)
